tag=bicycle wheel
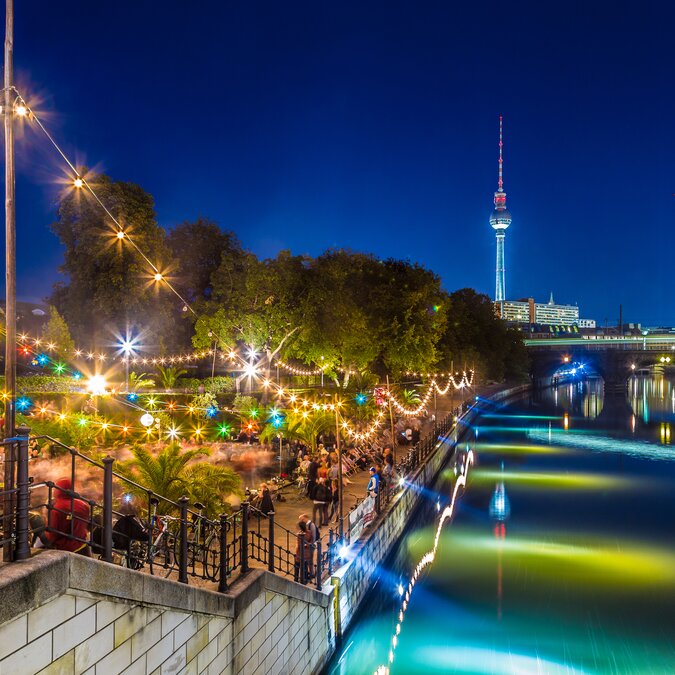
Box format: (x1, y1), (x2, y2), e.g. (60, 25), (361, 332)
(203, 530), (220, 581)
(127, 540), (146, 570)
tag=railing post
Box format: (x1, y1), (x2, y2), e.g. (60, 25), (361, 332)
(267, 512), (275, 573)
(102, 456), (114, 563)
(218, 513), (228, 593)
(240, 501), (249, 574)
(14, 424), (30, 561)
(315, 540), (322, 590)
(328, 529), (334, 575)
(178, 496), (189, 584)
(297, 532), (305, 585)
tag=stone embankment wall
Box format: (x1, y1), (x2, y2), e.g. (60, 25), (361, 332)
(0, 551), (333, 675)
(0, 383), (528, 675)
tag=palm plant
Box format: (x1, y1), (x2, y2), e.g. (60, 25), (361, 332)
(156, 365), (187, 390)
(128, 371), (155, 392)
(401, 388), (422, 407)
(116, 443), (242, 517)
(260, 411), (334, 453)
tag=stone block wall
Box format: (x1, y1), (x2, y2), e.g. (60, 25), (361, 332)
(0, 552), (333, 675)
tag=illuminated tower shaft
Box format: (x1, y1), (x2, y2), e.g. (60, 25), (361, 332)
(495, 230), (506, 302)
(489, 116), (512, 304)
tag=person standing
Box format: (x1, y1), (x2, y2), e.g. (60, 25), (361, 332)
(367, 467), (380, 497)
(294, 521), (312, 582)
(312, 477), (330, 527)
(306, 455), (319, 498)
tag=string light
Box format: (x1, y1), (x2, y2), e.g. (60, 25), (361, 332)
(373, 450), (474, 675)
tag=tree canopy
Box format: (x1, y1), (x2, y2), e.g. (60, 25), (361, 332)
(47, 172), (527, 383)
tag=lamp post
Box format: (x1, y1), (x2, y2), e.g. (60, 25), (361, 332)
(334, 394), (344, 541)
(2, 0), (16, 563)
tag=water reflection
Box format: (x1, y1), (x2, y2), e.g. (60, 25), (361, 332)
(329, 379), (675, 675)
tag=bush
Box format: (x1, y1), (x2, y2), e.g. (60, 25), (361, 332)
(0, 376), (83, 394)
(176, 376), (235, 394)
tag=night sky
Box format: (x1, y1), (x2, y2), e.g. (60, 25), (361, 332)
(7, 1), (675, 326)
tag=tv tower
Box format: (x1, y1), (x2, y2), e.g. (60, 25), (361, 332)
(490, 116), (512, 304)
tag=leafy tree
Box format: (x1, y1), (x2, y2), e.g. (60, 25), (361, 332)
(156, 365), (187, 390)
(40, 307), (75, 359)
(49, 173), (178, 349)
(117, 444), (243, 518)
(166, 218), (243, 303)
(194, 251), (310, 382)
(260, 409), (334, 453)
(438, 288), (529, 382)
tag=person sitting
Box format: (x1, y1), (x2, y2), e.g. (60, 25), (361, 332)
(46, 478), (91, 556)
(112, 498), (148, 568)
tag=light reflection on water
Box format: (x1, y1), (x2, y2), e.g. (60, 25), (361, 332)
(327, 376), (675, 675)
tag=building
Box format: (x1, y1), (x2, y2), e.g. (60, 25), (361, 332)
(499, 294), (580, 325)
(489, 116), (511, 304)
(577, 319), (596, 328)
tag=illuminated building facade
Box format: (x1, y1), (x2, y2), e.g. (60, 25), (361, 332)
(500, 294), (580, 325)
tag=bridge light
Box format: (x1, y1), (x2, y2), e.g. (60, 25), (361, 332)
(563, 355), (570, 363)
(631, 364), (636, 370)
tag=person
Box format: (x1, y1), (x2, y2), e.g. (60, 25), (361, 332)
(47, 477), (91, 556)
(112, 498), (148, 568)
(259, 483), (275, 516)
(29, 512), (50, 548)
(367, 467), (379, 497)
(299, 513), (318, 578)
(312, 477), (330, 527)
(294, 520), (312, 583)
(328, 459), (339, 482)
(329, 479), (340, 522)
(318, 458), (329, 481)
(382, 452), (395, 488)
(306, 455), (319, 498)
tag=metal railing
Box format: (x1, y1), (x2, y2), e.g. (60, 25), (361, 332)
(0, 426), (333, 590)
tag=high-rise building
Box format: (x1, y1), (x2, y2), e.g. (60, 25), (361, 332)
(489, 116), (512, 304)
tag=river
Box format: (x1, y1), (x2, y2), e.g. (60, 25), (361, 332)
(328, 375), (675, 674)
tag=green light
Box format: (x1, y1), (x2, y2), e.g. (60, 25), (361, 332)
(78, 417), (87, 427)
(468, 469), (631, 490)
(218, 423), (230, 437)
(53, 362), (66, 375)
(250, 409), (258, 418)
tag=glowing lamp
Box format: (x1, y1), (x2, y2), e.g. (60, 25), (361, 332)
(86, 375), (107, 395)
(73, 177), (83, 188)
(140, 412), (154, 427)
(154, 273), (163, 281)
(339, 544), (350, 559)
(15, 104), (27, 116)
(116, 231), (125, 239)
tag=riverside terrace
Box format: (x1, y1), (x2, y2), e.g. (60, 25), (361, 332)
(0, 397), (466, 593)
(0, 385), (526, 674)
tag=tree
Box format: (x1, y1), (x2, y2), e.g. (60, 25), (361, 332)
(286, 251), (446, 383)
(437, 288), (529, 382)
(194, 251), (311, 389)
(117, 444), (242, 518)
(49, 173), (177, 349)
(166, 218), (243, 303)
(40, 306), (75, 359)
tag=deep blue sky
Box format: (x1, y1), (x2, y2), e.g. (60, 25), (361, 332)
(7, 1), (675, 326)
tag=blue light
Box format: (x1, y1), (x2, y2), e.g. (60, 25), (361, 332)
(36, 353), (49, 367)
(127, 392), (138, 402)
(206, 405), (218, 418)
(272, 416), (283, 428)
(339, 544), (350, 559)
(16, 397), (32, 412)
(355, 393), (367, 405)
(72, 372), (82, 381)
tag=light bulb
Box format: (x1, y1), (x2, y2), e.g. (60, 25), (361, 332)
(73, 177), (84, 188)
(154, 273), (162, 281)
(116, 231), (125, 239)
(15, 104), (27, 117)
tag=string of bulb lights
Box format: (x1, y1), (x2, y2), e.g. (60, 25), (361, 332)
(7, 89), (477, 442)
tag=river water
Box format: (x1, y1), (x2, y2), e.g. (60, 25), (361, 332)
(328, 376), (675, 674)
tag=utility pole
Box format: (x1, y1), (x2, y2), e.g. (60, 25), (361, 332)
(386, 374), (396, 463)
(2, 0), (16, 563)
